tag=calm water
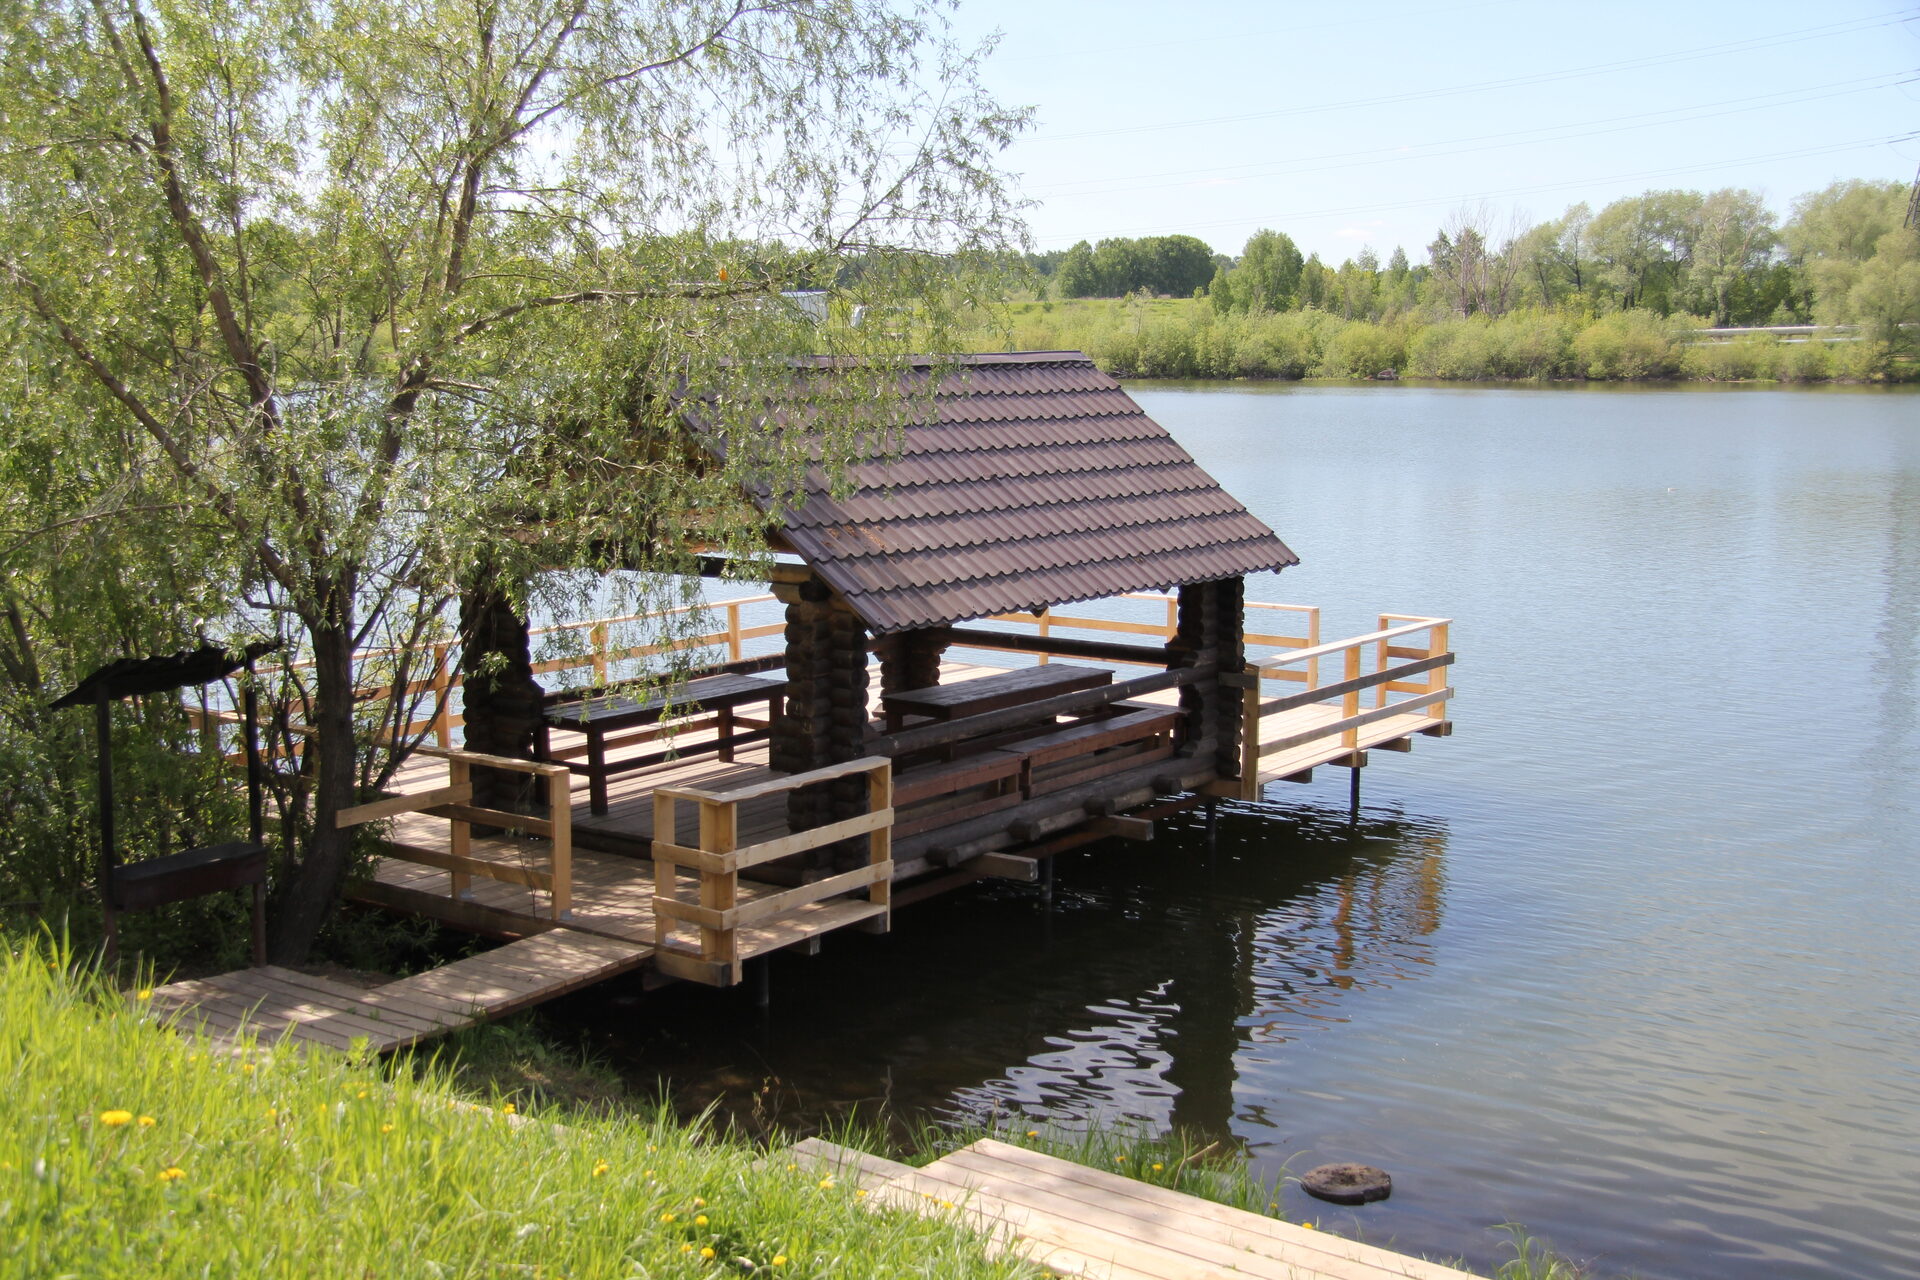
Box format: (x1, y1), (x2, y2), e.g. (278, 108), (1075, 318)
(567, 383), (1920, 1280)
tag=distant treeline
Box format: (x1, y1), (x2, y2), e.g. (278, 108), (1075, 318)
(995, 299), (1894, 382)
(1017, 179), (1918, 378)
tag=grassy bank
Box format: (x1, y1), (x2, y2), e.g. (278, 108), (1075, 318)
(970, 296), (1914, 383)
(0, 935), (1029, 1279)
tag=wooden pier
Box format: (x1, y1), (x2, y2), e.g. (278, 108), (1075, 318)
(791, 1137), (1482, 1280)
(160, 355), (1456, 1055)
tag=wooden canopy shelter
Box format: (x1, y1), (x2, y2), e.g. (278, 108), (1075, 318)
(460, 351), (1296, 841)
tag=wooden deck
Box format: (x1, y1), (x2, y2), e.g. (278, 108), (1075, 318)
(143, 928), (650, 1055)
(791, 1137), (1481, 1280)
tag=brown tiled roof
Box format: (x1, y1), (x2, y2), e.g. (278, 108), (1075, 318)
(740, 352), (1297, 635)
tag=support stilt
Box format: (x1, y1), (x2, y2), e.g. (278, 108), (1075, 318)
(748, 956), (771, 1011)
(1204, 796), (1219, 854)
(1038, 855), (1055, 908)
(1348, 767), (1362, 824)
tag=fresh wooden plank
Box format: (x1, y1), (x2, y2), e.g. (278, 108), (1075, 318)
(655, 863), (889, 931)
(954, 1141), (1480, 1280)
(254, 966), (476, 1025)
(336, 784), (474, 829)
(198, 971), (448, 1040)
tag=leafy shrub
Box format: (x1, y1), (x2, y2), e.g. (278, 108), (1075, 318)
(1572, 310), (1684, 379)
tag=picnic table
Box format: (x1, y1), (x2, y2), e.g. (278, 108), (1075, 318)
(880, 663), (1113, 732)
(543, 672), (786, 815)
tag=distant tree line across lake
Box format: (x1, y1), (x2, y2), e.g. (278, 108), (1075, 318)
(1006, 178), (1918, 381)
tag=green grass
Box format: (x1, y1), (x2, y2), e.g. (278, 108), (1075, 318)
(0, 934), (1033, 1280)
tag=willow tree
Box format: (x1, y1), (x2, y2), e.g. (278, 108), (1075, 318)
(0, 0), (1028, 960)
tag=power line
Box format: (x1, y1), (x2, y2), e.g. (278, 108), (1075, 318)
(1028, 9), (1918, 144)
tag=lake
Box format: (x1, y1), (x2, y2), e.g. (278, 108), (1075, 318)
(570, 382), (1920, 1280)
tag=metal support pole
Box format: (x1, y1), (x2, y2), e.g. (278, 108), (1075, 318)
(1038, 855), (1055, 908)
(1349, 766), (1362, 825)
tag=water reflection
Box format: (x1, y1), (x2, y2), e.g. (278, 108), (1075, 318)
(569, 795), (1450, 1147)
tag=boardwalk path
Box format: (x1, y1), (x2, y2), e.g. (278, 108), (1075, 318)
(145, 929), (650, 1055)
(793, 1137), (1481, 1280)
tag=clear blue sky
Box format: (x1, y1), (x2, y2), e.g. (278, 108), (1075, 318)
(945, 0), (1920, 263)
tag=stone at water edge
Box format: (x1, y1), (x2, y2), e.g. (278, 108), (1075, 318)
(1301, 1163), (1392, 1205)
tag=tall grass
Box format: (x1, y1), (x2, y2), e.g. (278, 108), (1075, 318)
(0, 934), (1032, 1279)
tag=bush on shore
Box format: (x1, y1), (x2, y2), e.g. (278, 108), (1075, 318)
(986, 297), (1912, 383)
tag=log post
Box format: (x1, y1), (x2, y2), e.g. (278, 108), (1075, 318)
(458, 578), (545, 818)
(769, 575), (871, 869)
(874, 627), (948, 699)
(1167, 577), (1246, 782)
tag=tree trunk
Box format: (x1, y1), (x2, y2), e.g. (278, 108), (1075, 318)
(266, 610), (359, 964)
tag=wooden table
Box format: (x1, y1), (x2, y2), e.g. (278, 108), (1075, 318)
(544, 673), (787, 815)
(881, 663), (1113, 732)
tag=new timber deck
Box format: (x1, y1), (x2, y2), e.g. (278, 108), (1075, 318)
(144, 929), (650, 1055)
(791, 1137), (1481, 1280)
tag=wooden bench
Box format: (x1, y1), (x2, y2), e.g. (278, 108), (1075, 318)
(891, 749), (1026, 839)
(1015, 704), (1182, 796)
(890, 705), (1183, 838)
(881, 663), (1112, 732)
(543, 673), (786, 815)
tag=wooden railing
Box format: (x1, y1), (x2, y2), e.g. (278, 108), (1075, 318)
(1233, 614), (1453, 799)
(190, 594), (782, 753)
(984, 592), (1320, 676)
(648, 756), (892, 987)
(334, 746), (575, 920)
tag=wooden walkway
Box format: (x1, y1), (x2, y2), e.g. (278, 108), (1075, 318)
(792, 1137), (1480, 1280)
(144, 928), (650, 1055)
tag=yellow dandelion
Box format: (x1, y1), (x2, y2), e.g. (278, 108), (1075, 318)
(855, 1189), (868, 1199)
(135, 989), (153, 1001)
(1113, 1155), (1126, 1164)
(157, 1166), (185, 1183)
(817, 1176), (834, 1189)
(786, 1162), (798, 1171)
(699, 1247), (715, 1259)
(137, 1116), (156, 1128)
(503, 1103), (516, 1115)
(660, 1212), (676, 1224)
(381, 1123), (395, 1134)
(98, 1110), (133, 1127)
(1026, 1130), (1039, 1138)
(240, 1063), (255, 1075)
(679, 1244), (693, 1254)
(694, 1215), (708, 1226)
(266, 1107), (277, 1118)
(592, 1160), (610, 1177)
(772, 1256), (788, 1267)
(356, 1090), (368, 1100)
(1151, 1162), (1163, 1172)
(692, 1196), (706, 1207)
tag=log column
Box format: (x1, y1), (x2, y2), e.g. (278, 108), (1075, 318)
(770, 575), (871, 866)
(1166, 576), (1246, 781)
(874, 627), (949, 698)
(458, 579), (546, 817)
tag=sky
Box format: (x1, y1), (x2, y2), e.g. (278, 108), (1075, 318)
(943, 0), (1920, 264)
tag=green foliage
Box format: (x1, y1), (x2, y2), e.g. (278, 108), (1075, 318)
(0, 934), (1033, 1279)
(1571, 310), (1686, 380)
(0, 0), (1030, 960)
